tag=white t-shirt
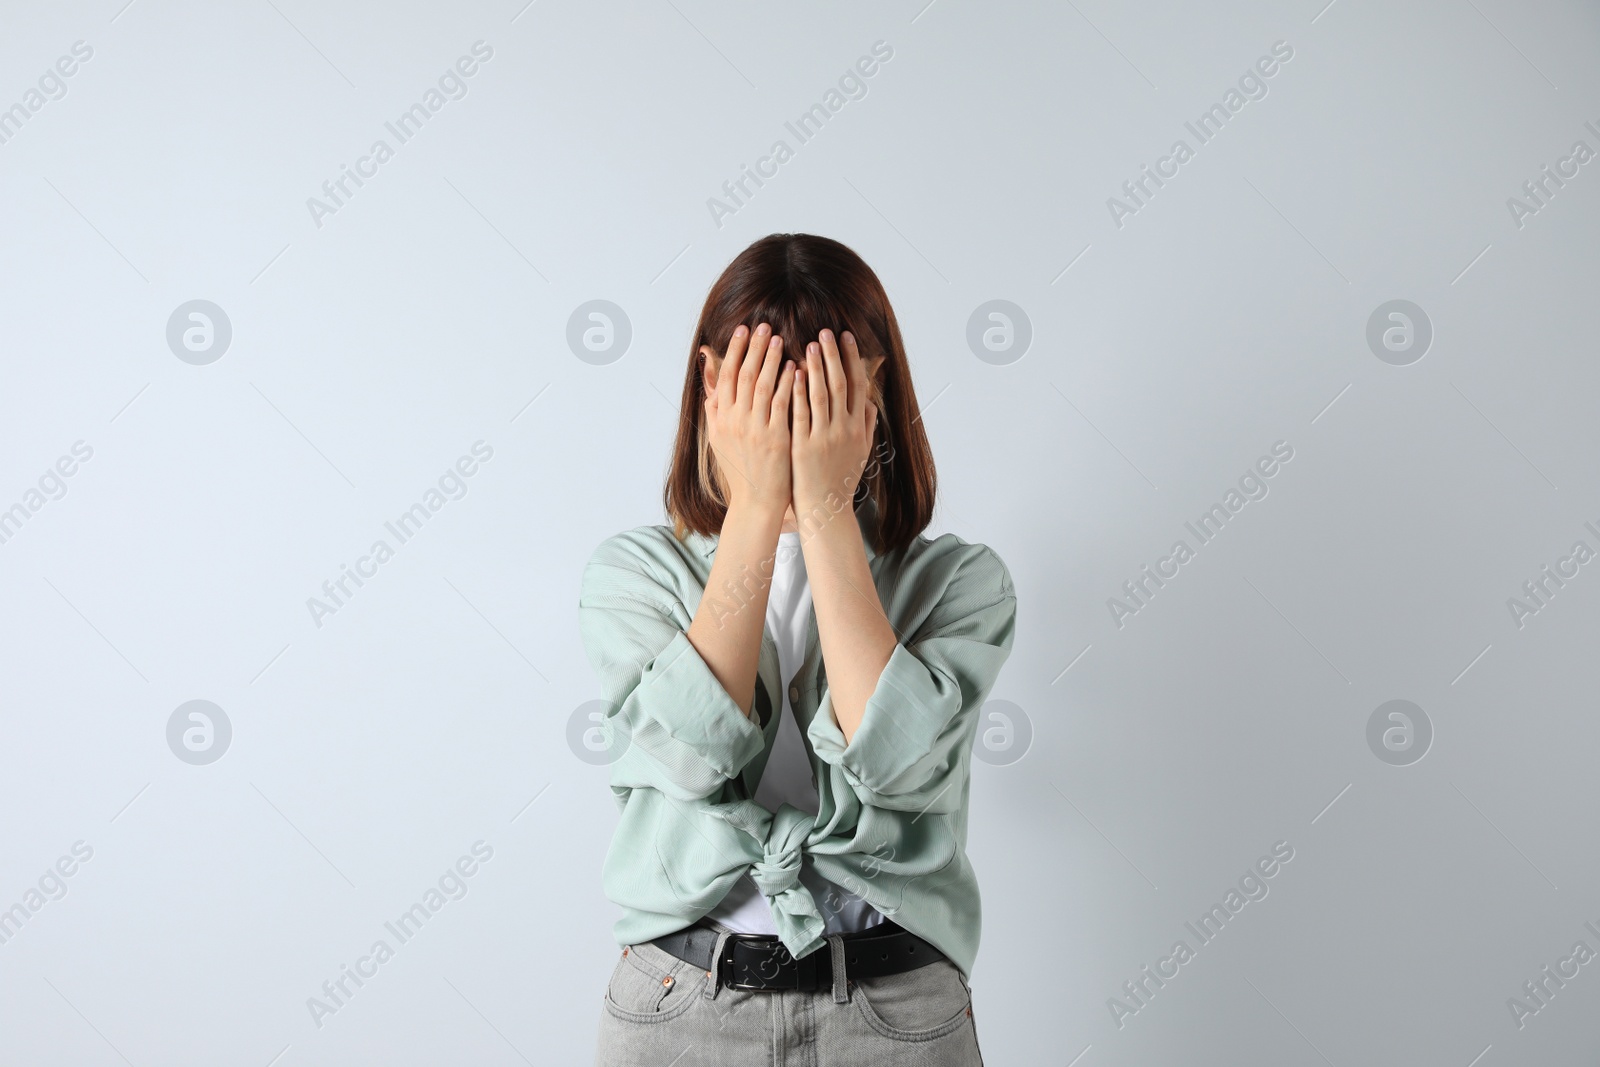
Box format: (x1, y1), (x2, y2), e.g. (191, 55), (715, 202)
(705, 530), (887, 936)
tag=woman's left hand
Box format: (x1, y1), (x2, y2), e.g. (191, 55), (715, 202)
(792, 329), (878, 514)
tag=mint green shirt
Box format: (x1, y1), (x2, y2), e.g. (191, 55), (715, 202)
(578, 498), (1017, 978)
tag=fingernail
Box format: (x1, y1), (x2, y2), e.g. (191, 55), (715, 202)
(821, 328), (833, 342)
(842, 331), (854, 344)
(756, 322), (770, 334)
(734, 324), (748, 337)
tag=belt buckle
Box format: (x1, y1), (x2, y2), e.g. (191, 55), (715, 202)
(722, 934), (820, 992)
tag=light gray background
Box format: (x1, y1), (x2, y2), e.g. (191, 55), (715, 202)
(2, 0), (1598, 1064)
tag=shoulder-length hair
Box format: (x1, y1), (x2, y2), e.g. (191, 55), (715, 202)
(664, 233), (936, 556)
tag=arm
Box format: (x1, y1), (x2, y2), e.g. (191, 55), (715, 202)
(575, 322), (795, 802)
(807, 547), (1017, 813)
(791, 327), (893, 743)
(579, 542), (768, 802)
(683, 321), (795, 718)
(800, 508), (895, 744)
(793, 329), (1017, 812)
(686, 499), (784, 719)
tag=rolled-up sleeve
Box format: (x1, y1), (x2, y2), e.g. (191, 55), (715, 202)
(808, 545), (1017, 813)
(579, 541), (765, 802)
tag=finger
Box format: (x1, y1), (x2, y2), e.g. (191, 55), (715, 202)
(737, 325), (769, 410)
(793, 364), (811, 437)
(841, 330), (867, 418)
(771, 360), (795, 428)
(818, 329), (848, 420)
(805, 342), (829, 424)
(753, 334), (783, 412)
(718, 324), (752, 409)
(702, 395), (719, 449)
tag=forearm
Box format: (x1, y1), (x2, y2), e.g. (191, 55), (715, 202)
(803, 508), (896, 744)
(686, 500), (784, 718)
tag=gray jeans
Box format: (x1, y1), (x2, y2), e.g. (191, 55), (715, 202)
(593, 920), (987, 1066)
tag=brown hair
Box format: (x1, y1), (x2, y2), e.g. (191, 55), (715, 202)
(664, 233), (936, 556)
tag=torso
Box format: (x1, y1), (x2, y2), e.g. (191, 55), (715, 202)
(704, 530), (887, 935)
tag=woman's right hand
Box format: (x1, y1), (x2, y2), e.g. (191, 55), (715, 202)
(700, 323), (796, 516)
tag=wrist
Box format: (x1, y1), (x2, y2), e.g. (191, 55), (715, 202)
(724, 496), (788, 530)
(792, 499), (862, 546)
(793, 466), (866, 517)
(792, 488), (853, 518)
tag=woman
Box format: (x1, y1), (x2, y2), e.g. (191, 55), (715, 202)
(580, 233), (1016, 1065)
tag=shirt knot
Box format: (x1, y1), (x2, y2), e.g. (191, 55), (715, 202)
(703, 800), (827, 960)
(750, 837), (803, 897)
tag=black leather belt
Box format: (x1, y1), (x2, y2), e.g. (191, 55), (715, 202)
(649, 918), (945, 992)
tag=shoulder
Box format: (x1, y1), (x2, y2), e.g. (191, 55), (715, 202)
(892, 531), (1015, 604)
(586, 523), (692, 569)
(582, 524), (702, 601)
